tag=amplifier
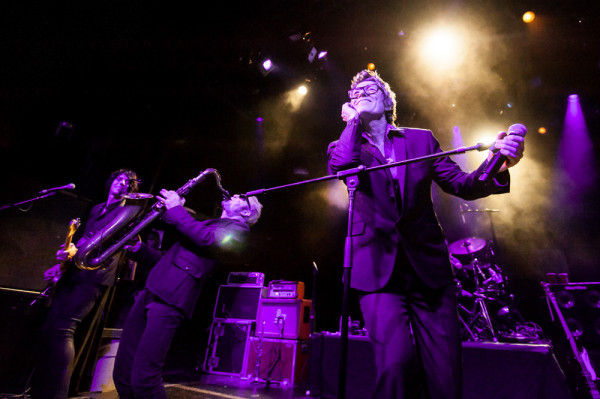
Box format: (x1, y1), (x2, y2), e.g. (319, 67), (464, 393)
(213, 285), (266, 321)
(227, 272), (265, 287)
(257, 298), (312, 339)
(243, 337), (309, 387)
(267, 280), (305, 299)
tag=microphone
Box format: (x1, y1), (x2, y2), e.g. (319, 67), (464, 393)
(39, 183), (76, 194)
(479, 123), (527, 183)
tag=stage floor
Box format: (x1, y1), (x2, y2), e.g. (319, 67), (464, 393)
(70, 373), (311, 399)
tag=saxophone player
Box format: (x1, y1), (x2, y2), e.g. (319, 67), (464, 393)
(113, 191), (262, 399)
(30, 168), (142, 399)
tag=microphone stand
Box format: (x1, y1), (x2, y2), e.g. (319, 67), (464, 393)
(0, 192), (57, 211)
(245, 142), (489, 399)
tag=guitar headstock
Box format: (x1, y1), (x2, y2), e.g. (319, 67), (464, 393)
(69, 218), (81, 236)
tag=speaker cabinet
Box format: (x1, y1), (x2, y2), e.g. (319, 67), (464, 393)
(0, 288), (48, 393)
(244, 337), (309, 387)
(203, 320), (254, 377)
(257, 298), (312, 340)
(308, 332), (572, 399)
(307, 332), (375, 399)
(212, 285), (265, 321)
(462, 341), (573, 399)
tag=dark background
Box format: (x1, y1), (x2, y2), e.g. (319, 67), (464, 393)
(1, 0), (599, 357)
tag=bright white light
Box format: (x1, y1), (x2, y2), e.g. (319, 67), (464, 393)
(318, 50), (328, 59)
(262, 59), (273, 71)
(419, 27), (464, 70)
(297, 85), (308, 96)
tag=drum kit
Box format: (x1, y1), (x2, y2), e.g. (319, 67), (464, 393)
(449, 236), (524, 342)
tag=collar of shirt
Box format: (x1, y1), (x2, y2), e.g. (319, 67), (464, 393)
(362, 124), (404, 163)
(361, 124), (404, 143)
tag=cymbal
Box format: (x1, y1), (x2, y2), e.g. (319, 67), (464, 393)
(123, 193), (154, 200)
(448, 237), (486, 255)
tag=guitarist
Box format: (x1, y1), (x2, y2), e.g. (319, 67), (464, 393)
(30, 168), (142, 399)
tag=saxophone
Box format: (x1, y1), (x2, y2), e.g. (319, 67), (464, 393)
(74, 168), (230, 270)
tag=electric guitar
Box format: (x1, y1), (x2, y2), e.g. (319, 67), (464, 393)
(53, 218), (81, 282)
(45, 219), (81, 291)
(31, 218), (81, 306)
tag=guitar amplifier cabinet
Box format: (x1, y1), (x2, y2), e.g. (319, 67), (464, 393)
(257, 298), (311, 339)
(212, 285), (266, 321)
(203, 320), (254, 377)
(243, 337), (309, 387)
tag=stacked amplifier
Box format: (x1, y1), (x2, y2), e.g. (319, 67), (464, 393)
(203, 273), (311, 387)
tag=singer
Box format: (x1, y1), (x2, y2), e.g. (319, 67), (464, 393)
(328, 69), (525, 399)
(30, 168), (143, 399)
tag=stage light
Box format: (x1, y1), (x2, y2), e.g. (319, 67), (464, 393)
(262, 59), (272, 71)
(522, 11), (535, 23)
(367, 63), (375, 71)
(538, 127), (547, 134)
(318, 50), (328, 60)
(555, 92), (596, 200)
(259, 58), (273, 76)
(297, 85), (308, 96)
(418, 27), (464, 70)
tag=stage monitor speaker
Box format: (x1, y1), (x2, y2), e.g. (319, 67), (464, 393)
(243, 337), (309, 386)
(462, 341), (573, 399)
(212, 285), (265, 321)
(307, 333), (572, 399)
(257, 298), (311, 340)
(203, 320), (254, 377)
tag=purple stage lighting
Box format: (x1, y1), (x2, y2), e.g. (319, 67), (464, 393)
(318, 50), (328, 59)
(555, 93), (597, 201)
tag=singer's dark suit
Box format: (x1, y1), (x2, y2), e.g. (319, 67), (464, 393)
(328, 119), (510, 399)
(113, 206), (250, 399)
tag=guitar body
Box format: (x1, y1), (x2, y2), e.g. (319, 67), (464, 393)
(43, 218), (81, 302)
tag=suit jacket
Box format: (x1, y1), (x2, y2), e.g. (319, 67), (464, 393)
(140, 206), (250, 319)
(328, 119), (510, 292)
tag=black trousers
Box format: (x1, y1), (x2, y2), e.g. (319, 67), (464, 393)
(30, 280), (105, 399)
(359, 267), (462, 399)
(113, 289), (184, 399)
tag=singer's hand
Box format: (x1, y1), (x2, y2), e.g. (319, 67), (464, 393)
(341, 102), (359, 122)
(488, 131), (525, 172)
(157, 189), (185, 210)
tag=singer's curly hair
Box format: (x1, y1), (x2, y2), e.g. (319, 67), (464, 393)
(105, 168), (140, 194)
(350, 70), (397, 125)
